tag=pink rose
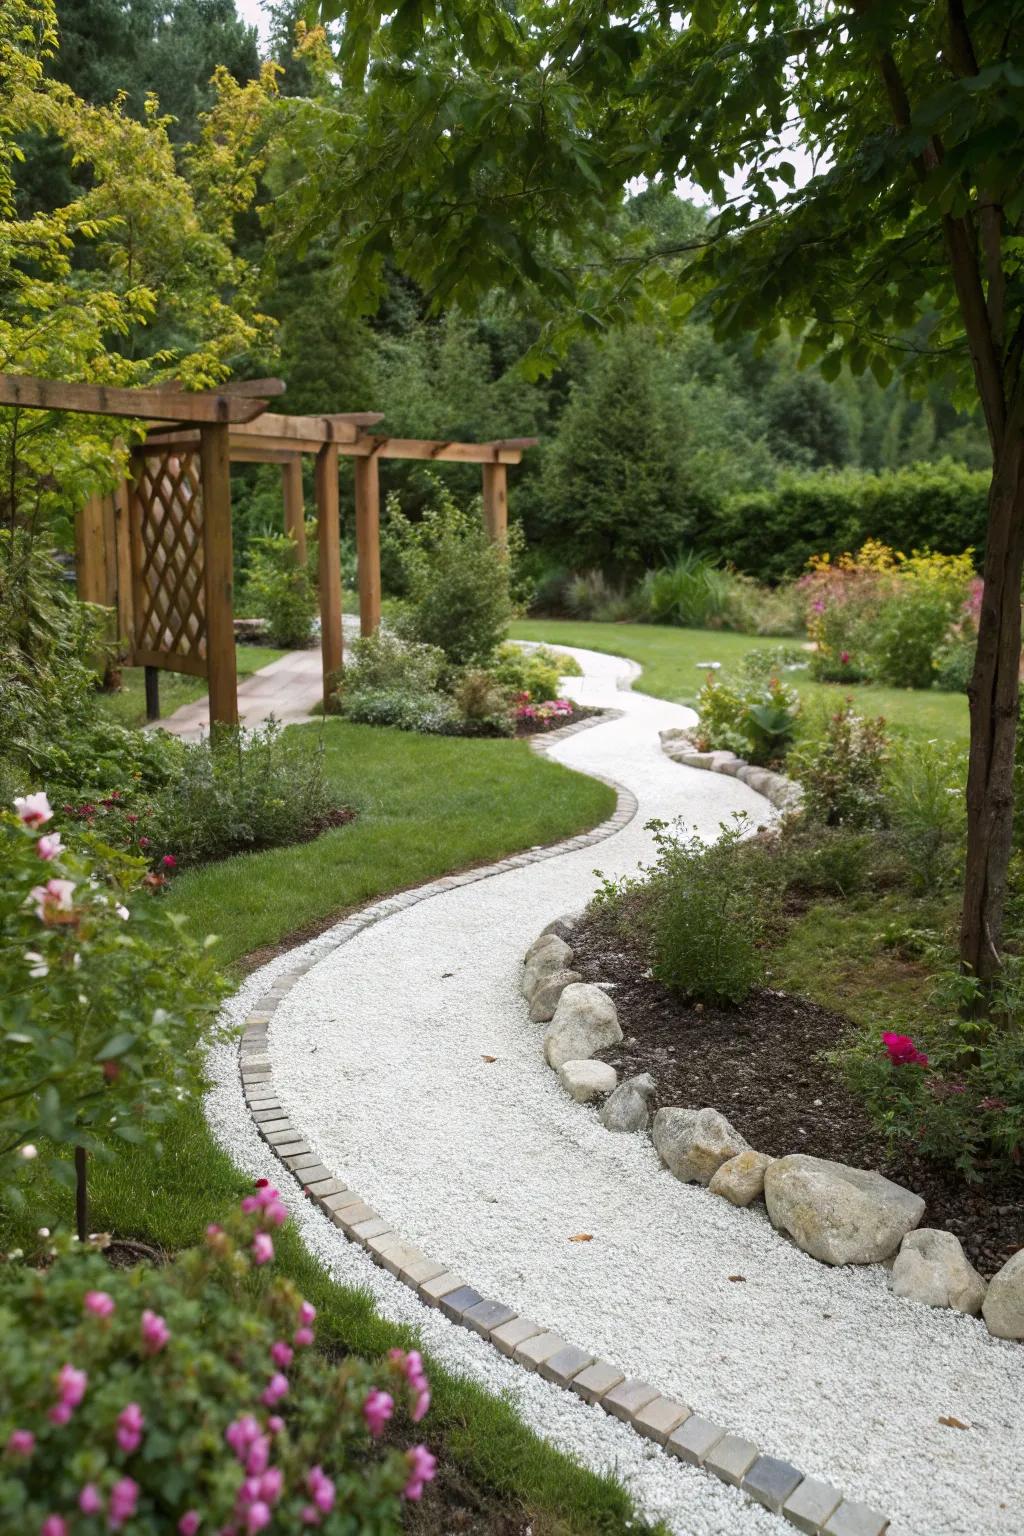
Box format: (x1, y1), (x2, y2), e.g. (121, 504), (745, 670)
(140, 1309), (170, 1353)
(83, 1290), (115, 1318)
(252, 1232), (274, 1266)
(15, 792), (52, 827)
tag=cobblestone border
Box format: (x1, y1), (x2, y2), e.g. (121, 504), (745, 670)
(660, 731), (804, 815)
(234, 709), (888, 1536)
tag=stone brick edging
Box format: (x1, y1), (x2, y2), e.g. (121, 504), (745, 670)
(660, 730), (804, 815)
(234, 708), (888, 1536)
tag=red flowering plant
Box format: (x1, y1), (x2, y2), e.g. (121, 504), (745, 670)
(0, 1189), (435, 1534)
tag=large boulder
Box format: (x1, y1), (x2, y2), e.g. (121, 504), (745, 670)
(558, 1059), (618, 1103)
(708, 1150), (775, 1208)
(521, 934), (573, 999)
(599, 1073), (656, 1134)
(891, 1229), (987, 1316)
(540, 913), (579, 944)
(652, 1108), (750, 1185)
(543, 984), (622, 1069)
(982, 1250), (1024, 1340)
(764, 1155), (925, 1266)
(529, 968), (583, 1023)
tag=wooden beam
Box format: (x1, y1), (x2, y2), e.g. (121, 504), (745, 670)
(0, 372), (274, 424)
(200, 423), (239, 728)
(482, 462), (509, 543)
(315, 443), (343, 711)
(234, 412), (362, 446)
(354, 454), (381, 637)
(282, 457), (307, 564)
(343, 436), (529, 464)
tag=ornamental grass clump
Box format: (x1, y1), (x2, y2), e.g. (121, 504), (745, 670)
(0, 1187), (436, 1534)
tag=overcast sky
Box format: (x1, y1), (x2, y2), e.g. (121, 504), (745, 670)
(237, 0), (270, 41)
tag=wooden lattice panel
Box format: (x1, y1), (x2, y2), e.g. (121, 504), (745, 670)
(129, 447), (207, 676)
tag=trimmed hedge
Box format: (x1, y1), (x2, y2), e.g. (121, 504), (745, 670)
(714, 460), (989, 581)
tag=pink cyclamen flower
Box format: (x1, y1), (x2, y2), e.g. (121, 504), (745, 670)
(107, 1477), (139, 1530)
(403, 1444), (437, 1501)
(140, 1309), (170, 1353)
(252, 1232), (274, 1266)
(6, 1429), (35, 1458)
(261, 1373), (288, 1408)
(362, 1388), (394, 1438)
(116, 1401), (145, 1453)
(305, 1467), (334, 1515)
(15, 792), (52, 827)
(882, 1031), (929, 1068)
(178, 1515), (201, 1536)
(293, 1326), (314, 1348)
(36, 832), (64, 861)
(79, 1485), (103, 1516)
(270, 1341), (293, 1369)
(40, 1517), (67, 1536)
(30, 879), (76, 921)
(84, 1289), (115, 1318)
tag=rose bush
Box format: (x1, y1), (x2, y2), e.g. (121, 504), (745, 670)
(0, 1188), (435, 1533)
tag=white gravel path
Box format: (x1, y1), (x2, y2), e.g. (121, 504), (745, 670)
(207, 645), (1022, 1536)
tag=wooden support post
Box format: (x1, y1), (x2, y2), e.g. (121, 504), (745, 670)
(74, 493), (107, 604)
(354, 454), (381, 637)
(315, 443), (343, 710)
(481, 462), (508, 543)
(144, 666), (160, 722)
(199, 423), (239, 729)
(282, 457), (307, 564)
(112, 479), (134, 656)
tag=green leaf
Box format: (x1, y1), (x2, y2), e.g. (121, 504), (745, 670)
(95, 1033), (137, 1061)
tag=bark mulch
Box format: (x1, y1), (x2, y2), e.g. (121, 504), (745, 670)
(569, 913), (1024, 1278)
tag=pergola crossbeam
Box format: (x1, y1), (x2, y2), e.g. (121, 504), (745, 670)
(0, 372), (271, 424)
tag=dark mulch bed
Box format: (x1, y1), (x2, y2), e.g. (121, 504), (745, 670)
(513, 703), (603, 738)
(569, 913), (1024, 1277)
(402, 1453), (531, 1535)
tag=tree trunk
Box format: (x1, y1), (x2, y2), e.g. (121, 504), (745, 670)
(960, 432), (1024, 984)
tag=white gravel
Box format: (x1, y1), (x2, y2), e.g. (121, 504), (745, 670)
(207, 646), (1023, 1536)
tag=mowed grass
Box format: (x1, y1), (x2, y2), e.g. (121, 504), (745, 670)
(175, 720), (615, 967)
(97, 644), (289, 729)
(512, 619), (969, 746)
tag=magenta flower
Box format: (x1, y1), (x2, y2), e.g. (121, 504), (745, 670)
(40, 1517), (67, 1536)
(261, 1373), (288, 1408)
(252, 1232), (274, 1266)
(245, 1438), (270, 1477)
(840, 650), (851, 665)
(362, 1388), (394, 1438)
(298, 1300), (316, 1325)
(84, 1290), (115, 1319)
(140, 1308), (170, 1353)
(162, 854), (178, 870)
(412, 1387), (431, 1423)
(178, 1514), (201, 1536)
(403, 1444), (437, 1501)
(267, 1416), (284, 1436)
(293, 1326), (314, 1348)
(245, 1503), (271, 1534)
(240, 1196), (260, 1215)
(305, 1467), (335, 1515)
(36, 832), (64, 861)
(79, 1485), (103, 1516)
(6, 1429), (35, 1458)
(270, 1341), (293, 1369)
(882, 1031), (929, 1068)
(116, 1402), (145, 1453)
(258, 1469), (283, 1505)
(55, 1363), (87, 1409)
(48, 1403), (73, 1427)
(263, 1200), (288, 1227)
(107, 1477), (139, 1530)
(15, 792), (52, 827)
(225, 1416), (261, 1461)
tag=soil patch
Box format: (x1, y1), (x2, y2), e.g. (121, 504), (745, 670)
(569, 913), (1024, 1277)
(514, 703), (603, 738)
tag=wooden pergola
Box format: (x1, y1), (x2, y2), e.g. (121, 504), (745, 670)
(0, 372), (535, 725)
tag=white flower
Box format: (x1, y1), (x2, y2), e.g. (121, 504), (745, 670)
(115, 904), (130, 921)
(37, 1227), (50, 1238)
(19, 1144), (37, 1161)
(36, 832), (63, 861)
(14, 792), (52, 827)
(24, 951), (48, 979)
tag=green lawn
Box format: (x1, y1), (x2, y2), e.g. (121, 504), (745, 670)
(512, 618), (969, 746)
(97, 644), (289, 729)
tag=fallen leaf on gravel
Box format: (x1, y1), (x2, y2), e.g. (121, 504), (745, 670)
(480, 1055), (497, 1063)
(568, 1233), (593, 1243)
(728, 1275), (746, 1283)
(939, 1416), (970, 1430)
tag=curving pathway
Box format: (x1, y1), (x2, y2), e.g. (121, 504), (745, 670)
(206, 645), (1022, 1536)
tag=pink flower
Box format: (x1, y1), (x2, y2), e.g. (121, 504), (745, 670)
(108, 1477), (139, 1530)
(882, 1031), (929, 1068)
(225, 1416), (261, 1460)
(116, 1401), (145, 1453)
(48, 1402), (73, 1426)
(403, 1444), (437, 1500)
(263, 1201), (288, 1227)
(259, 1468), (283, 1505)
(141, 1309), (170, 1353)
(270, 1341), (293, 1369)
(261, 1373), (288, 1408)
(298, 1300), (316, 1325)
(267, 1416), (284, 1436)
(84, 1290), (115, 1318)
(40, 1517), (67, 1536)
(79, 1485), (103, 1516)
(300, 1508), (320, 1526)
(305, 1466), (334, 1514)
(6, 1429), (35, 1458)
(15, 792), (52, 827)
(293, 1327), (314, 1348)
(245, 1438), (270, 1477)
(56, 1363), (87, 1408)
(240, 1196), (260, 1215)
(30, 878), (76, 921)
(840, 651), (851, 665)
(245, 1504), (271, 1534)
(36, 832), (64, 860)
(162, 854), (177, 869)
(362, 1388), (394, 1438)
(412, 1387), (431, 1423)
(178, 1515), (201, 1536)
(252, 1232), (274, 1266)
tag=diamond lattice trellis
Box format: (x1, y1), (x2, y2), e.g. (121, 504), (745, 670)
(129, 447), (207, 675)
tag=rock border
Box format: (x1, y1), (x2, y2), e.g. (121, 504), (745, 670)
(659, 729), (803, 815)
(235, 709), (889, 1536)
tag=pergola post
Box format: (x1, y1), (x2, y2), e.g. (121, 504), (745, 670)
(199, 422), (239, 729)
(354, 454), (381, 637)
(282, 456), (307, 563)
(74, 493), (107, 605)
(112, 478), (134, 652)
(481, 462), (508, 543)
(315, 442), (343, 710)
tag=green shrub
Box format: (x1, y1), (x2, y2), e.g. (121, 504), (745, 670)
(342, 688), (462, 735)
(640, 554), (735, 628)
(1, 804), (223, 1201)
(931, 629), (977, 693)
(0, 1193), (436, 1533)
(646, 817), (769, 1006)
(244, 533), (318, 649)
(564, 569), (635, 623)
(451, 669), (514, 736)
(395, 489), (515, 666)
(344, 631), (446, 696)
(789, 703), (889, 827)
(694, 672), (801, 765)
(492, 642), (580, 702)
(719, 573), (805, 637)
(776, 825), (883, 898)
(884, 739), (966, 891)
